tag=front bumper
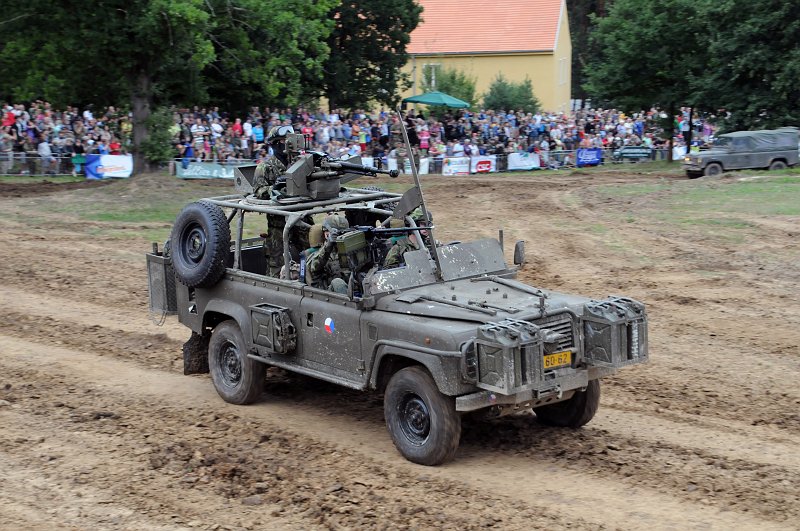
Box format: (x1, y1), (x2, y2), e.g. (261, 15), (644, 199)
(455, 366), (615, 412)
(458, 297), (647, 410)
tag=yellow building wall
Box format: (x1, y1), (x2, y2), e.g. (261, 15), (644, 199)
(403, 3), (572, 113)
(551, 3), (572, 113)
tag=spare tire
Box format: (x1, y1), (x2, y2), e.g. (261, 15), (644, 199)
(170, 201), (231, 288)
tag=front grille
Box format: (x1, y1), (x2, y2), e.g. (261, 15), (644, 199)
(534, 314), (575, 351)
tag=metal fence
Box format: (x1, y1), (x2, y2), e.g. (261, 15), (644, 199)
(0, 147), (675, 177)
(0, 153), (85, 176)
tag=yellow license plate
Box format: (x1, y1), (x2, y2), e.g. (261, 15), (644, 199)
(543, 351), (572, 369)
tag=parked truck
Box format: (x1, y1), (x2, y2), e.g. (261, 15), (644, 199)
(683, 127), (798, 178)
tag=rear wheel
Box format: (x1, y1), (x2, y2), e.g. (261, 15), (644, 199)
(769, 160), (788, 171)
(534, 380), (600, 428)
(703, 163), (723, 177)
(384, 366), (461, 466)
(208, 321), (265, 405)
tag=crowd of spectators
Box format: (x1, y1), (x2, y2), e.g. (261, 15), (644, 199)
(171, 105), (715, 169)
(0, 99), (716, 175)
(0, 101), (131, 174)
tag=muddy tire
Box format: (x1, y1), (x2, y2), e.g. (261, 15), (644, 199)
(170, 201), (230, 288)
(534, 380), (600, 428)
(769, 160), (787, 171)
(703, 163), (723, 177)
(384, 366), (461, 466)
(208, 321), (265, 405)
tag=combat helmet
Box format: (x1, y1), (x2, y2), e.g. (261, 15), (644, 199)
(266, 124), (294, 145)
(411, 207), (433, 225)
(322, 214), (350, 232)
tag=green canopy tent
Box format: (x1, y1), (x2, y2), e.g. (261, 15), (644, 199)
(402, 91), (469, 108)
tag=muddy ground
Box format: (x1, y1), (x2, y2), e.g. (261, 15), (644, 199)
(0, 169), (798, 530)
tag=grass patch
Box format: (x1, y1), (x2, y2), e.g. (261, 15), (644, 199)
(0, 175), (85, 184)
(678, 217), (755, 229)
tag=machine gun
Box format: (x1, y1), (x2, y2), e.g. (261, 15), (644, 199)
(235, 132), (398, 201)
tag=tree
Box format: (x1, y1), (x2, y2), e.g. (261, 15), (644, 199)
(583, 0), (707, 158)
(200, 0), (336, 111)
(567, 0), (611, 104)
(482, 75), (541, 114)
(0, 0), (334, 172)
(419, 66), (477, 117)
(695, 0), (800, 130)
(323, 0), (423, 110)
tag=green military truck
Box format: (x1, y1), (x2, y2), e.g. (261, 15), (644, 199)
(147, 126), (649, 466)
(683, 127), (799, 178)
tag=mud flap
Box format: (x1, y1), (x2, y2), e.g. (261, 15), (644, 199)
(183, 332), (210, 374)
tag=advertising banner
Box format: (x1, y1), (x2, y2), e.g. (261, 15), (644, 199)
(576, 148), (603, 167)
(470, 155), (497, 173)
(442, 157), (470, 176)
(177, 161), (243, 179)
(85, 154), (133, 179)
(507, 152), (541, 171)
(418, 157), (430, 175)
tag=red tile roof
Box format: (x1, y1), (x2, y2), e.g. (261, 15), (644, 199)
(408, 0), (563, 55)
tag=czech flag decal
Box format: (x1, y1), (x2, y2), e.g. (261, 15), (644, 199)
(324, 317), (335, 334)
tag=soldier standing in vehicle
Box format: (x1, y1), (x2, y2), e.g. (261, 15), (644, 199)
(305, 214), (349, 294)
(252, 125), (293, 199)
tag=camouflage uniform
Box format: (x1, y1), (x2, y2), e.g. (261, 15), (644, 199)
(263, 214), (312, 278)
(305, 243), (346, 292)
(383, 236), (416, 268)
(252, 156), (286, 199)
(263, 214), (286, 277)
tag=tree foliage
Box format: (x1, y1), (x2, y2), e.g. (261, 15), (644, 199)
(696, 0), (800, 130)
(566, 0), (610, 102)
(584, 0), (800, 131)
(584, 0), (705, 111)
(482, 75), (541, 114)
(323, 0), (423, 110)
(0, 0), (335, 170)
(200, 0), (336, 111)
(419, 66), (477, 116)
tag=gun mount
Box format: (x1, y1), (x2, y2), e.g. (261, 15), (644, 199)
(234, 132), (398, 202)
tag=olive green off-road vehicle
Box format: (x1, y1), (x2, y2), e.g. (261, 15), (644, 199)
(147, 127), (649, 466)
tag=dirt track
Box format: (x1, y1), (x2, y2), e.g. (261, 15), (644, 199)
(1, 171), (798, 530)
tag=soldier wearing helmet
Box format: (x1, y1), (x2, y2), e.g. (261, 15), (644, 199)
(383, 208), (436, 268)
(266, 125), (294, 165)
(305, 214), (349, 294)
(251, 125), (294, 199)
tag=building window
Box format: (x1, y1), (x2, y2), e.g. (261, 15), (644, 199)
(422, 63), (442, 90)
(558, 58), (567, 85)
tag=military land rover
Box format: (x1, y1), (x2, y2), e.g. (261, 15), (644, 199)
(147, 122), (649, 465)
(683, 127), (798, 178)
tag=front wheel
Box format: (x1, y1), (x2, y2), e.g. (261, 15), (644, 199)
(534, 380), (600, 428)
(208, 321), (265, 405)
(703, 163), (723, 177)
(769, 160), (787, 171)
(384, 366), (461, 466)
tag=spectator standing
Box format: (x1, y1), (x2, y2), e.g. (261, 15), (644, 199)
(71, 138), (86, 176)
(37, 133), (55, 174)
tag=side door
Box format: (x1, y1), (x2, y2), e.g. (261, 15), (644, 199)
(298, 287), (365, 385)
(730, 137), (753, 169)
